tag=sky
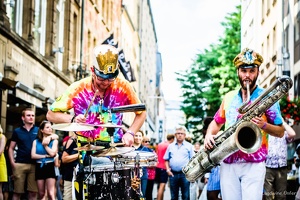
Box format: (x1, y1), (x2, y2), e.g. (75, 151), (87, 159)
(150, 0), (240, 101)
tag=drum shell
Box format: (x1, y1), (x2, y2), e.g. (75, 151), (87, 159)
(84, 168), (140, 200)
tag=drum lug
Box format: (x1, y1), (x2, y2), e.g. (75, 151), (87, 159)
(103, 171), (109, 185)
(111, 172), (121, 183)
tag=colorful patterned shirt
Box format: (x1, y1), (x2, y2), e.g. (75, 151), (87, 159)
(214, 86), (283, 163)
(50, 76), (141, 142)
(265, 132), (293, 168)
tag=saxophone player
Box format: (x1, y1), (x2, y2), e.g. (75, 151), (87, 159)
(204, 48), (285, 200)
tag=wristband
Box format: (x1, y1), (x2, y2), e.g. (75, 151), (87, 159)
(261, 122), (267, 130)
(71, 115), (76, 123)
(126, 130), (134, 136)
(166, 169), (171, 172)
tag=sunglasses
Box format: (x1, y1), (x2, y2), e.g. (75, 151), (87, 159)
(94, 75), (116, 82)
(143, 141), (150, 143)
(93, 67), (116, 82)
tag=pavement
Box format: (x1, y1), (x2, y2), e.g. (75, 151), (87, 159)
(152, 182), (172, 200)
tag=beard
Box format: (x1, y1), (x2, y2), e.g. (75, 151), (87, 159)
(238, 74), (258, 91)
(92, 76), (112, 93)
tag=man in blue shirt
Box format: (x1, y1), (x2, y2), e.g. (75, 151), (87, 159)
(164, 126), (194, 200)
(8, 108), (58, 200)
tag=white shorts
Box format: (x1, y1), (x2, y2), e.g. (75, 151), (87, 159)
(220, 162), (266, 200)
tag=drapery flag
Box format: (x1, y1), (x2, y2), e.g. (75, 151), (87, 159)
(118, 49), (136, 82)
(102, 33), (118, 48)
(126, 61), (136, 82)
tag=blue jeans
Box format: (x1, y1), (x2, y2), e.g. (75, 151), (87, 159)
(169, 172), (190, 200)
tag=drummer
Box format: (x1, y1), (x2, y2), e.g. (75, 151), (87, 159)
(46, 44), (146, 147)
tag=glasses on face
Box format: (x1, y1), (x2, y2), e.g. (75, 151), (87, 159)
(95, 76), (116, 82)
(143, 141), (150, 143)
(93, 67), (116, 82)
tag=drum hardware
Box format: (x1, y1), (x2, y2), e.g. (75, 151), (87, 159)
(111, 171), (120, 183)
(103, 171), (109, 185)
(84, 169), (96, 185)
(74, 144), (105, 151)
(131, 152), (141, 194)
(93, 127), (135, 157)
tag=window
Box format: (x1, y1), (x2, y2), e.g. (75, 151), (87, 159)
(295, 13), (300, 62)
(72, 13), (78, 64)
(284, 0), (289, 17)
(262, 0), (265, 22)
(273, 25), (277, 58)
(284, 25), (289, 52)
(34, 0), (47, 55)
(56, 0), (65, 71)
(6, 0), (23, 36)
(295, 73), (300, 98)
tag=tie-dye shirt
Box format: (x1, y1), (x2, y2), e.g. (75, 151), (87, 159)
(214, 86), (283, 163)
(50, 76), (141, 142)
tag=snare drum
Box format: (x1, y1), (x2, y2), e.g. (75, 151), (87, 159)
(84, 166), (140, 199)
(119, 151), (157, 167)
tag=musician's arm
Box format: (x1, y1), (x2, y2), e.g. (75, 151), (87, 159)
(204, 120), (223, 149)
(263, 123), (284, 138)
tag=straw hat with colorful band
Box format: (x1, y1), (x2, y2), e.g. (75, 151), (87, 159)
(93, 44), (119, 79)
(233, 48), (264, 68)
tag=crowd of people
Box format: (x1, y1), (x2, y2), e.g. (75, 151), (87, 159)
(0, 45), (299, 200)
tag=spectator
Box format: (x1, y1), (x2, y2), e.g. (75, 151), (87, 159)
(61, 132), (79, 200)
(3, 138), (13, 200)
(200, 117), (221, 200)
(0, 125), (7, 200)
(155, 134), (175, 200)
(142, 136), (156, 200)
(8, 108), (57, 200)
(164, 126), (195, 200)
(264, 119), (295, 200)
(193, 142), (201, 153)
(295, 144), (300, 200)
(132, 130), (153, 198)
(31, 121), (58, 200)
(190, 142), (202, 200)
(204, 48), (284, 200)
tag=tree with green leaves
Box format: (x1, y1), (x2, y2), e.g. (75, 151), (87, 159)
(176, 5), (241, 143)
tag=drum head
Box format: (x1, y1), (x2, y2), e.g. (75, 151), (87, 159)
(119, 151), (157, 167)
(122, 151), (155, 157)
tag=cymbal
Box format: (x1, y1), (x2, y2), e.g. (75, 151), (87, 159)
(74, 144), (105, 151)
(93, 147), (135, 157)
(51, 123), (96, 131)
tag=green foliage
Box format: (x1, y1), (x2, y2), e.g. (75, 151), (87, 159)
(176, 5), (241, 143)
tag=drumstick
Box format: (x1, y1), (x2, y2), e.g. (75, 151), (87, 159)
(84, 90), (98, 118)
(110, 104), (146, 113)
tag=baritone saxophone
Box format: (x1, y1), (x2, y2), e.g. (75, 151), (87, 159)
(182, 76), (293, 182)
